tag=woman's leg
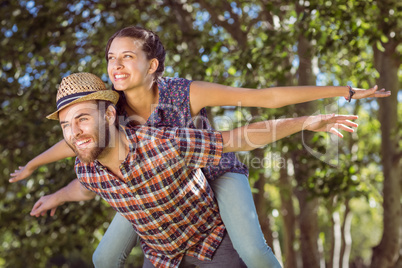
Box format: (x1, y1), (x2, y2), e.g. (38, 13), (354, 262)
(209, 173), (282, 268)
(93, 212), (138, 268)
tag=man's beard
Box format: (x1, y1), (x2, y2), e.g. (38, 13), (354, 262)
(67, 123), (110, 164)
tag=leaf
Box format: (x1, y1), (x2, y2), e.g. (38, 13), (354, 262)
(376, 40), (385, 52)
(227, 66), (236, 76)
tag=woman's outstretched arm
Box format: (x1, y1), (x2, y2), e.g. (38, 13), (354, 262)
(189, 81), (390, 115)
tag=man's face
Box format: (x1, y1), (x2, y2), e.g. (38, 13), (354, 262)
(59, 101), (110, 163)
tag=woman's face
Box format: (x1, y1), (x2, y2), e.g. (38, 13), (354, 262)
(107, 37), (153, 92)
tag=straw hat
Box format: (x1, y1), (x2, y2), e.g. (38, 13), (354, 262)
(47, 73), (119, 120)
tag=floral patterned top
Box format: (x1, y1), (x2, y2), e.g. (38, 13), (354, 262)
(120, 77), (248, 181)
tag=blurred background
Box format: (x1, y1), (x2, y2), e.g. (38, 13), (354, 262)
(0, 0), (401, 267)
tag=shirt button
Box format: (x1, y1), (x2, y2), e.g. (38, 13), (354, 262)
(158, 227), (163, 231)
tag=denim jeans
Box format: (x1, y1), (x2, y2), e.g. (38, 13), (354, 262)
(209, 173), (282, 268)
(92, 212), (138, 268)
(93, 172), (282, 268)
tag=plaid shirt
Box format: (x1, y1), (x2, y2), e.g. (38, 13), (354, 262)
(75, 126), (225, 268)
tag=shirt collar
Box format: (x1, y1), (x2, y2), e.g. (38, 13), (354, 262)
(90, 125), (137, 173)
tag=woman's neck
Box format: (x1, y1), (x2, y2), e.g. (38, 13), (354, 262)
(124, 81), (159, 123)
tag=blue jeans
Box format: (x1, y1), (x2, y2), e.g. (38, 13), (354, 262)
(93, 173), (282, 268)
(209, 173), (282, 268)
(92, 212), (138, 268)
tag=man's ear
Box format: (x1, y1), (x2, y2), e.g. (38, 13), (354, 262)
(105, 105), (117, 126)
(148, 58), (159, 75)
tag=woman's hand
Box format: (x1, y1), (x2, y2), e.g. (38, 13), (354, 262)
(349, 85), (391, 100)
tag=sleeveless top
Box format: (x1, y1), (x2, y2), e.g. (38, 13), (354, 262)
(120, 77), (248, 181)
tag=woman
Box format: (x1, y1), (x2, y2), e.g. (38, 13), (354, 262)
(11, 26), (389, 268)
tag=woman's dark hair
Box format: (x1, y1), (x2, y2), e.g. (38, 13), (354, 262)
(113, 90), (126, 116)
(105, 26), (166, 81)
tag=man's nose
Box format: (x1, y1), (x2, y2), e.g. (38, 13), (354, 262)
(71, 121), (82, 137)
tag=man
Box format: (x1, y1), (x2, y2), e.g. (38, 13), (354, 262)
(31, 73), (358, 268)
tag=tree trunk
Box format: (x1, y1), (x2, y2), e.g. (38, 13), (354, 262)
(294, 187), (320, 268)
(279, 159), (298, 268)
(394, 255), (402, 268)
(292, 20), (321, 268)
(370, 39), (401, 268)
(340, 200), (353, 268)
(330, 210), (342, 268)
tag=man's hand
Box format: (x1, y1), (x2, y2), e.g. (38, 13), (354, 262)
(10, 163), (36, 183)
(349, 85), (391, 100)
(304, 114), (359, 138)
(30, 179), (95, 217)
(30, 193), (65, 217)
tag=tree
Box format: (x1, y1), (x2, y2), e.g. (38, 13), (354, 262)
(370, 1), (401, 266)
